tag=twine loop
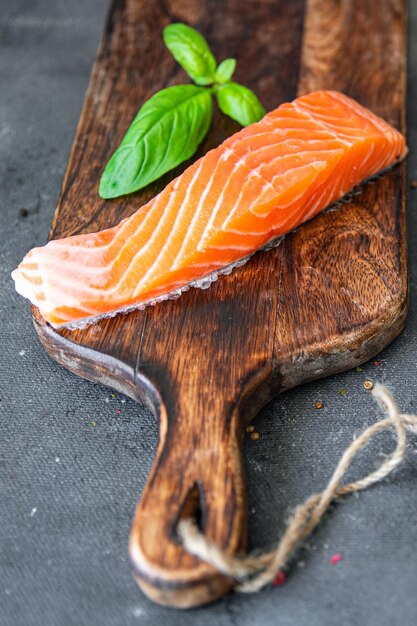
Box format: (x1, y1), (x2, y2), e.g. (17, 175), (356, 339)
(178, 383), (417, 593)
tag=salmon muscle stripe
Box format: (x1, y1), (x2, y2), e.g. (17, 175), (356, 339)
(12, 91), (406, 328)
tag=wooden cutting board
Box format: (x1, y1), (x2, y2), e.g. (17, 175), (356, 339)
(32, 0), (407, 609)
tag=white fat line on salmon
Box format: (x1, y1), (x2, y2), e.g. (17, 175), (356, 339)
(176, 150), (237, 256)
(224, 225), (273, 236)
(244, 162), (328, 220)
(271, 200), (316, 234)
(240, 156), (334, 220)
(290, 165), (347, 223)
(183, 261), (226, 270)
(353, 143), (376, 173)
(233, 127), (341, 144)
(76, 178), (185, 293)
(292, 102), (349, 140)
(233, 107), (352, 146)
(105, 189), (178, 278)
(21, 251), (112, 282)
(219, 174), (276, 231)
(232, 125), (347, 167)
(205, 243), (253, 252)
(299, 96), (394, 144)
(237, 143), (347, 171)
(328, 92), (396, 135)
(177, 156), (242, 256)
(34, 263), (110, 295)
(132, 161), (205, 295)
(268, 160), (329, 195)
(292, 101), (369, 145)
(169, 148), (239, 271)
(301, 187), (335, 223)
(298, 148), (389, 223)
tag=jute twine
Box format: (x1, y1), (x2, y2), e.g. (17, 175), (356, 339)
(178, 383), (417, 593)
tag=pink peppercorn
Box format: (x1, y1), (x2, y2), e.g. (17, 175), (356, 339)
(272, 571), (286, 586)
(329, 553), (343, 565)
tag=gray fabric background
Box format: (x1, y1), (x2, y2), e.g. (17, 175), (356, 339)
(1, 1), (417, 625)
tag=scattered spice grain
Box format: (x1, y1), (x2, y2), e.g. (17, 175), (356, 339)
(272, 571), (286, 586)
(329, 553), (343, 565)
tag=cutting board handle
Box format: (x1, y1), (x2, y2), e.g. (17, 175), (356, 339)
(129, 375), (248, 608)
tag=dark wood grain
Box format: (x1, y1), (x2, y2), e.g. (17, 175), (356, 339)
(32, 0), (407, 608)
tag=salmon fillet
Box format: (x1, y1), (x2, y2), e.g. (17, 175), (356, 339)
(12, 91), (406, 328)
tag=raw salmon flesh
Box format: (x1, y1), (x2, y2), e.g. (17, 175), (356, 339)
(12, 91), (406, 328)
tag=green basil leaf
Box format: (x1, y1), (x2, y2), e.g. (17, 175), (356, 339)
(99, 85), (212, 199)
(214, 58), (236, 84)
(163, 23), (217, 86)
(216, 82), (266, 127)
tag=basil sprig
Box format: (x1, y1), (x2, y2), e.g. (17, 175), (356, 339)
(99, 23), (266, 199)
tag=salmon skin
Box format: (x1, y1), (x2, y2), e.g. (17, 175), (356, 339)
(12, 91), (406, 329)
